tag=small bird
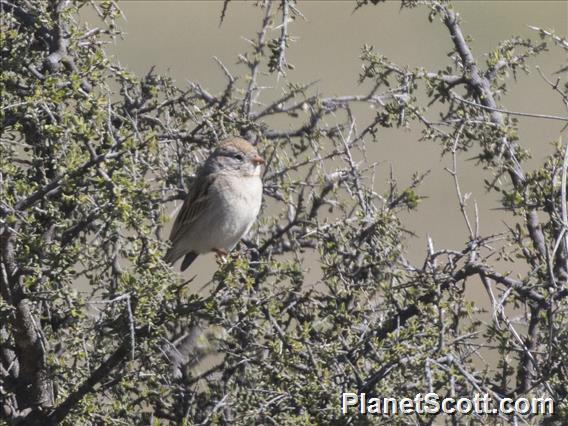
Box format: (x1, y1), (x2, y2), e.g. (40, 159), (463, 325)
(165, 137), (264, 271)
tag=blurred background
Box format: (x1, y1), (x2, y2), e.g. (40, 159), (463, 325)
(84, 1), (567, 287)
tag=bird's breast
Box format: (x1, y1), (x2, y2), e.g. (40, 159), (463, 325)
(209, 175), (262, 248)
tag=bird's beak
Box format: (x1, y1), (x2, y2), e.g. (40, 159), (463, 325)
(251, 155), (265, 166)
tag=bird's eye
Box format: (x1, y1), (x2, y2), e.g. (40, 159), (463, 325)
(234, 153), (244, 161)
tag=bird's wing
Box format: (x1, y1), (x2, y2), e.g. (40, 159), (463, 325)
(169, 173), (215, 243)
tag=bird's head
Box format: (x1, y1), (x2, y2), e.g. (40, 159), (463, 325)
(207, 137), (265, 177)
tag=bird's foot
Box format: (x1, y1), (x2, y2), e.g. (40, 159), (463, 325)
(213, 248), (228, 258)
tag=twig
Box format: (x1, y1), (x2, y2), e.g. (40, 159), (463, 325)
(242, 1), (274, 117)
(275, 0), (290, 78)
(452, 93), (568, 122)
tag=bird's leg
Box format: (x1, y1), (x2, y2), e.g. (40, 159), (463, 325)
(213, 248), (229, 266)
(213, 248), (228, 258)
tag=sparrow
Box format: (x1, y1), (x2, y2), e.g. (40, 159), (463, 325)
(165, 137), (264, 271)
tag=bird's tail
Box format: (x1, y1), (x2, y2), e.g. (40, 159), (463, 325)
(180, 252), (198, 271)
(163, 246), (180, 265)
(164, 245), (198, 271)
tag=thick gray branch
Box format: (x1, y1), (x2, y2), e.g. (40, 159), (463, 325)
(438, 4), (547, 261)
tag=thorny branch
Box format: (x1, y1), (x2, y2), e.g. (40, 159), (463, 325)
(1, 0), (566, 424)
